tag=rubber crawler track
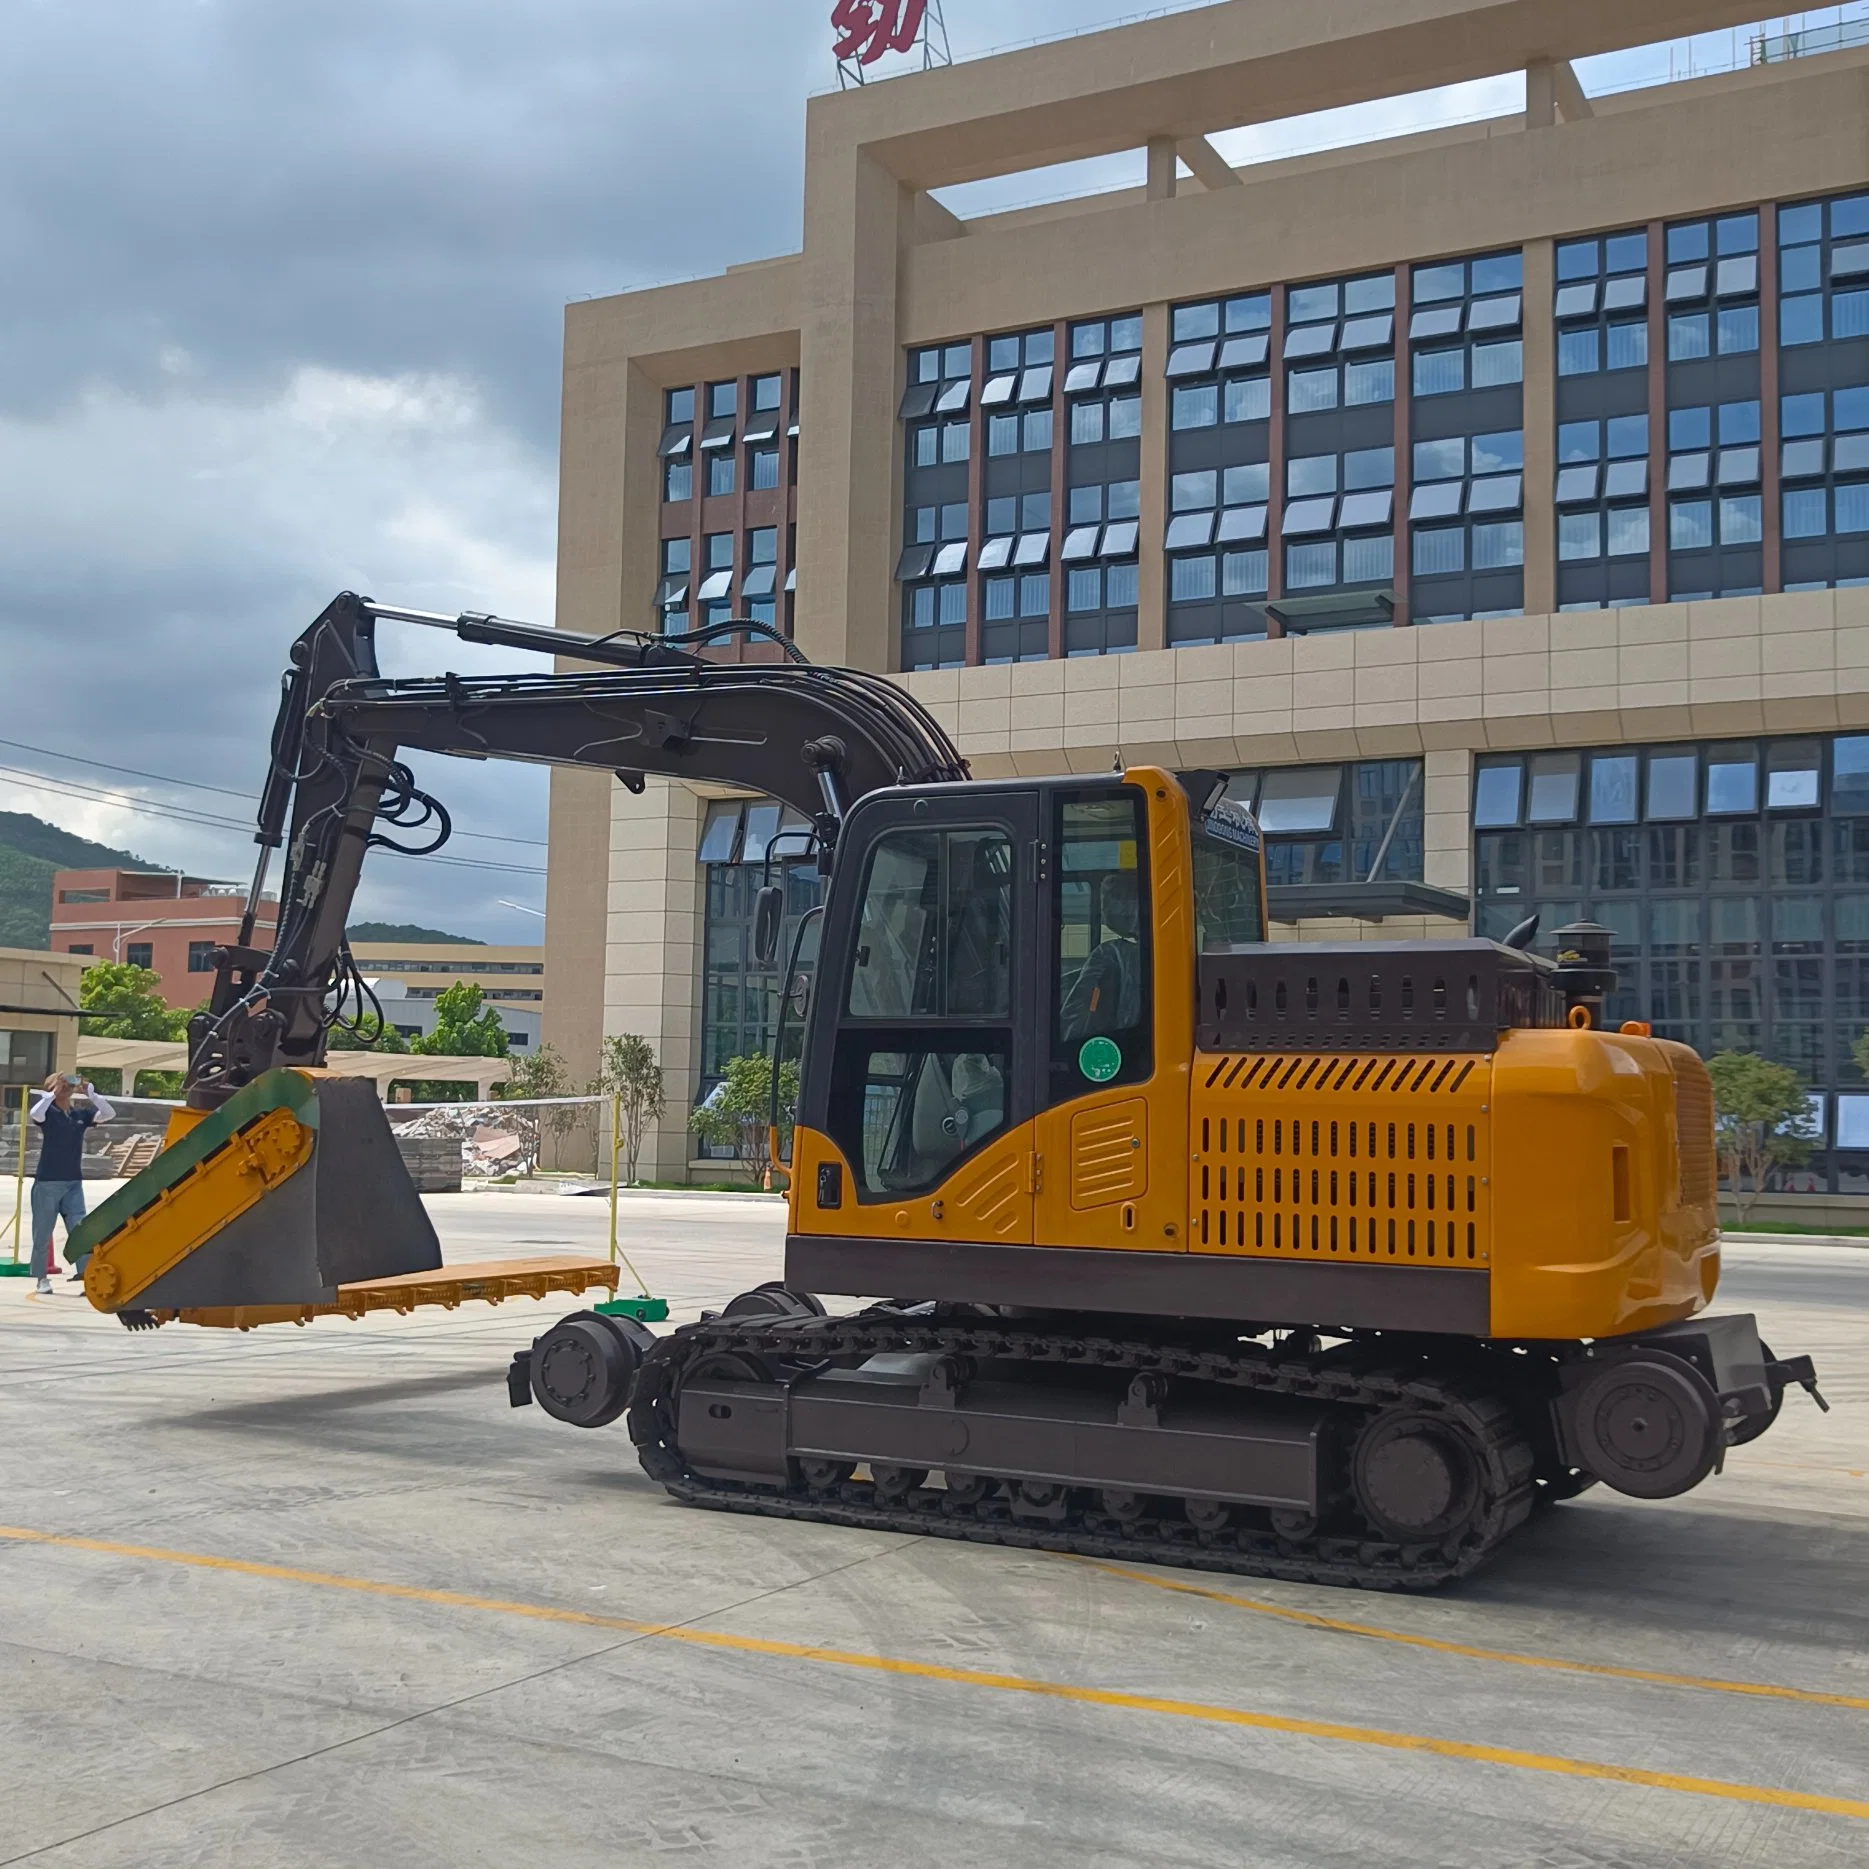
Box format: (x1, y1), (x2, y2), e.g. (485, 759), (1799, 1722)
(628, 1313), (1539, 1592)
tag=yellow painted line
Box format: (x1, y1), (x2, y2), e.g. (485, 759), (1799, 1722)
(2, 1526), (1867, 1823)
(1078, 1559), (1869, 1713)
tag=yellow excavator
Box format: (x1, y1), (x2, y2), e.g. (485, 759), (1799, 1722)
(71, 592), (1824, 1589)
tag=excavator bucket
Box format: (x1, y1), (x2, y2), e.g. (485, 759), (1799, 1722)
(69, 1070), (442, 1317)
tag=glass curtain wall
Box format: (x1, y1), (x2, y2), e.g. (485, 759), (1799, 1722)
(1472, 733), (1869, 1192)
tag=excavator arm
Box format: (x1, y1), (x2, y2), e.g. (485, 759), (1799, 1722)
(188, 591), (967, 1101)
(70, 591), (968, 1321)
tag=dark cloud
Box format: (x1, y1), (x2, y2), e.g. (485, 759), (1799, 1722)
(0, 0), (1206, 936)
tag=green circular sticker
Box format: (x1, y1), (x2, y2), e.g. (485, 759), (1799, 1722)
(1078, 1036), (1122, 1083)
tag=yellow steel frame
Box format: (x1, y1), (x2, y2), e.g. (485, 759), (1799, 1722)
(80, 1104), (314, 1311)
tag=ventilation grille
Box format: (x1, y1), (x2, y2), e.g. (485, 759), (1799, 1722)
(1202, 1052), (1481, 1098)
(1669, 1053), (1717, 1212)
(1193, 1053), (1492, 1267)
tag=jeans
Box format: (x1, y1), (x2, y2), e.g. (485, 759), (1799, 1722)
(30, 1179), (87, 1280)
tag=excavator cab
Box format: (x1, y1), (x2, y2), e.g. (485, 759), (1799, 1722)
(789, 767), (1246, 1269)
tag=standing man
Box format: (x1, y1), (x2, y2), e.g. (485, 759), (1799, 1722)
(29, 1074), (115, 1295)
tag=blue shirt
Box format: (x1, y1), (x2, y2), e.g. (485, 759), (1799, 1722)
(34, 1104), (96, 1182)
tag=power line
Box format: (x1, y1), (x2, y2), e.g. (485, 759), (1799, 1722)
(0, 732), (550, 848)
(0, 734), (253, 800)
(0, 767), (545, 876)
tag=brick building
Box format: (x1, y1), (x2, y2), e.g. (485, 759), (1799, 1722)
(48, 870), (277, 1006)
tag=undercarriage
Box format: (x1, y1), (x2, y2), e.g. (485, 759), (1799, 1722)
(511, 1291), (1820, 1592)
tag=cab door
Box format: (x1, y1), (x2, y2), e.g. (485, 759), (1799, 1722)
(799, 787), (1041, 1244)
(1031, 781), (1183, 1253)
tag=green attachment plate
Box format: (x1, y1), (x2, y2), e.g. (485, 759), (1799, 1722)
(0, 1263), (35, 1278)
(65, 1069), (322, 1263)
(597, 1295), (670, 1323)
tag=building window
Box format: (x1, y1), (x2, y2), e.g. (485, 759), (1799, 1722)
(1058, 477), (1139, 655)
(188, 941), (217, 972)
(1406, 427), (1525, 621)
(0, 1029), (56, 1088)
(66, 945), (92, 957)
(1552, 232), (1651, 380)
(1224, 759), (1424, 889)
(1666, 400), (1763, 599)
(900, 341), (973, 420)
(1406, 252), (1525, 623)
(1779, 192), (1869, 591)
(125, 943), (153, 970)
(901, 577), (967, 671)
(707, 452), (736, 497)
(658, 386), (696, 491)
(697, 823), (820, 1126)
(655, 536), (692, 632)
(1276, 273), (1395, 415)
(1778, 191), (1869, 350)
(1553, 414), (1650, 608)
(1409, 250), (1523, 407)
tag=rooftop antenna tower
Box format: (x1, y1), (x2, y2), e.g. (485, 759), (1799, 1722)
(835, 0), (952, 89)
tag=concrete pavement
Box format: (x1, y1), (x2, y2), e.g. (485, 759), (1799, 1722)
(1, 1193), (1865, 1867)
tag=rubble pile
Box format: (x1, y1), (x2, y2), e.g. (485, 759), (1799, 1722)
(389, 1102), (538, 1177)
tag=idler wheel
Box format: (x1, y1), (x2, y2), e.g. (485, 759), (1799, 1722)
(799, 1458), (855, 1493)
(1100, 1488), (1147, 1523)
(528, 1311), (652, 1429)
(1570, 1353), (1720, 1499)
(942, 1471), (992, 1507)
(1352, 1411), (1481, 1542)
(1184, 1498), (1232, 1533)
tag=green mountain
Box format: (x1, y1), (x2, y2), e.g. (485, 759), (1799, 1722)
(346, 921), (486, 946)
(0, 811), (154, 952)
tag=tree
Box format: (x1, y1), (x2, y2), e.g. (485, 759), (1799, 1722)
(593, 1033), (666, 1186)
(328, 1016), (411, 1053)
(1706, 1051), (1815, 1222)
(412, 982), (510, 1057)
(77, 961), (188, 1041)
(499, 1043), (588, 1175)
(690, 1052), (799, 1187)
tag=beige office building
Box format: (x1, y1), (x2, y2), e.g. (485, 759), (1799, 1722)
(543, 0), (1869, 1199)
(347, 942), (547, 1043)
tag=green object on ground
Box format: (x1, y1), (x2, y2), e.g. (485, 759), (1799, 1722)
(597, 1295), (670, 1323)
(0, 1263), (34, 1277)
(64, 1070), (322, 1261)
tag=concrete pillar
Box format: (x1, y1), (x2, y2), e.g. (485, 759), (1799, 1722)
(1136, 301), (1170, 652)
(1520, 238), (1556, 617)
(1422, 748), (1473, 901)
(1145, 138), (1178, 201)
(796, 137), (909, 671)
(604, 776), (705, 1181)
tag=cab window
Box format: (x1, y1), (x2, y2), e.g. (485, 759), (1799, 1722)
(835, 825), (1014, 1196)
(846, 827), (1011, 1019)
(1050, 791), (1151, 1101)
(1192, 836), (1264, 948)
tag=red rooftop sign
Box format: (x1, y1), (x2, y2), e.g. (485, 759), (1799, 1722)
(831, 0), (927, 67)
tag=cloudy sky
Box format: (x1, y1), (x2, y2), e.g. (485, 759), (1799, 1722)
(0, 0), (1833, 941)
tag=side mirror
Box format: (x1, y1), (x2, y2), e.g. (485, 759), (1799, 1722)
(752, 884), (785, 966)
